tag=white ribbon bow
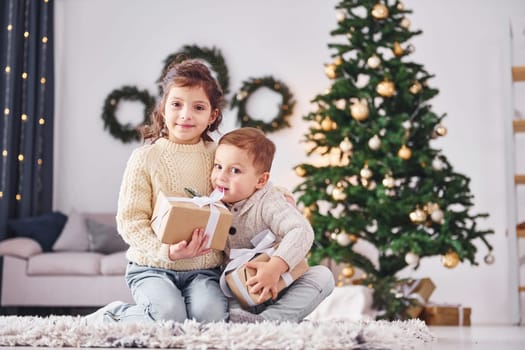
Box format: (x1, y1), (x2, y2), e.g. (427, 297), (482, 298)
(154, 189), (226, 249)
(220, 229), (277, 298)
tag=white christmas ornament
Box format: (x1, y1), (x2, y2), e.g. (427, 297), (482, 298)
(326, 184), (335, 195)
(432, 157), (445, 171)
(368, 135), (381, 150)
(402, 121), (412, 129)
(405, 252), (420, 265)
(336, 232), (351, 246)
(335, 99), (346, 110)
(339, 137), (353, 153)
(336, 10), (346, 22)
(431, 209), (444, 223)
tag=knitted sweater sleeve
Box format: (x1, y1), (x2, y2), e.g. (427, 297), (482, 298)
(261, 189), (314, 270)
(116, 146), (170, 261)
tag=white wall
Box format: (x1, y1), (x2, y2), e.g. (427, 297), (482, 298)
(54, 0), (525, 324)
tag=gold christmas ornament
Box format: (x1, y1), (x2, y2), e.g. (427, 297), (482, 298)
(397, 2), (405, 11)
(334, 56), (344, 66)
(303, 206), (313, 221)
(324, 63), (337, 79)
(332, 186), (347, 201)
(442, 251), (460, 269)
(360, 165), (373, 179)
(435, 124), (447, 136)
(321, 118), (334, 131)
(371, 3), (389, 19)
(376, 80), (396, 97)
(398, 145), (412, 160)
(339, 137), (353, 153)
(400, 17), (411, 29)
(342, 265), (355, 278)
(409, 207), (427, 224)
(367, 55), (381, 69)
(409, 81), (422, 94)
(393, 41), (404, 56)
(350, 98), (369, 121)
(382, 174), (395, 188)
(295, 166), (307, 177)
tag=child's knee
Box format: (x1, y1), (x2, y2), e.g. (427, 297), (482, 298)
(190, 299), (228, 322)
(307, 265), (336, 296)
(148, 300), (187, 322)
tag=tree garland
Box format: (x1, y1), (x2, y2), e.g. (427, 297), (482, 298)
(101, 86), (156, 143)
(157, 44), (230, 96)
(230, 76), (295, 133)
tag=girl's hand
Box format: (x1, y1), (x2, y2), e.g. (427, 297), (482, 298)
(168, 228), (211, 260)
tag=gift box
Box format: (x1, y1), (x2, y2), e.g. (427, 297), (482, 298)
(420, 304), (471, 326)
(150, 190), (232, 251)
(404, 278), (436, 318)
(225, 253), (309, 309)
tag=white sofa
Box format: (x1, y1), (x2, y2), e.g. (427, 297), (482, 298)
(0, 213), (133, 308)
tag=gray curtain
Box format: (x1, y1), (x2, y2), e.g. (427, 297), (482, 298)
(0, 0), (55, 239)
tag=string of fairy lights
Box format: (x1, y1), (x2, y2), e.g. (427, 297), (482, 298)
(1, 0), (51, 204)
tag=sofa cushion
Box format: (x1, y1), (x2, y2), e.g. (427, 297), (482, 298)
(100, 251), (128, 275)
(7, 212), (67, 252)
(27, 252), (103, 276)
(52, 209), (90, 252)
(86, 218), (128, 254)
(0, 237), (42, 259)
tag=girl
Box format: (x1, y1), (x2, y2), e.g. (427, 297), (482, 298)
(86, 59), (228, 324)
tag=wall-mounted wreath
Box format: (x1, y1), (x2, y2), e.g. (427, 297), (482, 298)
(101, 86), (156, 143)
(230, 76), (295, 133)
(157, 44), (230, 96)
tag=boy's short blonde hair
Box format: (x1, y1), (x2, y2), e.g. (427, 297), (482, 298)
(218, 127), (276, 173)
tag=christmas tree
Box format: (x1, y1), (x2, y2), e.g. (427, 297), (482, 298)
(294, 0), (494, 320)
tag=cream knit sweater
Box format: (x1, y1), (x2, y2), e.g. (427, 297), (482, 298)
(116, 137), (224, 271)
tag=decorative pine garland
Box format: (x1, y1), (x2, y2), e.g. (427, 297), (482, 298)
(157, 44), (230, 96)
(101, 86), (156, 143)
(231, 76), (295, 133)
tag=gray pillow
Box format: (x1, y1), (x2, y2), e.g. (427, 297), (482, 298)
(52, 209), (90, 252)
(85, 218), (128, 254)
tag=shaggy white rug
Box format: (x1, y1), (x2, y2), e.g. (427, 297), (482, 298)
(0, 316), (434, 349)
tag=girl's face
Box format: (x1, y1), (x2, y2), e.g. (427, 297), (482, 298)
(164, 85), (217, 144)
(211, 144), (268, 204)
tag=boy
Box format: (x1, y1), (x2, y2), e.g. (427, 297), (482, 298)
(211, 127), (335, 323)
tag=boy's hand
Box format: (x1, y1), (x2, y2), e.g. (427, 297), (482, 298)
(245, 256), (289, 303)
(168, 228), (211, 260)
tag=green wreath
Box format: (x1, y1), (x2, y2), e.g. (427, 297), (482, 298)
(231, 76), (295, 133)
(157, 44), (230, 96)
(101, 86), (156, 143)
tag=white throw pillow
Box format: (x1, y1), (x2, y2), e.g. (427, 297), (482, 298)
(52, 209), (90, 251)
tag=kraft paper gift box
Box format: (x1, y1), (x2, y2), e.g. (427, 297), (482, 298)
(420, 304), (471, 326)
(404, 278), (436, 318)
(151, 189), (232, 251)
(220, 229), (309, 309)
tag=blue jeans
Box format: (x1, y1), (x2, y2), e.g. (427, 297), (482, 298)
(229, 265), (335, 322)
(104, 262), (228, 323)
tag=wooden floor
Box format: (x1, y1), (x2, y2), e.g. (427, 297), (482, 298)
(423, 325), (525, 349)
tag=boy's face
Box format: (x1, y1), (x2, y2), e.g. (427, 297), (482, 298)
(211, 144), (269, 204)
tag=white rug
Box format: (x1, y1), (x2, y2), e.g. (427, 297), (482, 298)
(0, 316), (434, 349)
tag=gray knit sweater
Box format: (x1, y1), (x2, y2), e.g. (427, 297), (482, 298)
(226, 182), (314, 270)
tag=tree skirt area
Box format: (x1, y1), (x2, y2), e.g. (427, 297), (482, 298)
(0, 316), (434, 350)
